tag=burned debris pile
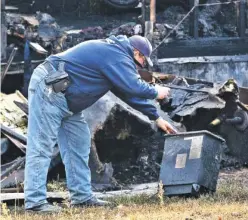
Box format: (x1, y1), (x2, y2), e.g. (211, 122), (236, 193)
(158, 76), (248, 167)
(1, 76), (248, 195)
(3, 11), (143, 58)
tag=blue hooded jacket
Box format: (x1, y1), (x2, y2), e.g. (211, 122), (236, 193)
(47, 35), (159, 120)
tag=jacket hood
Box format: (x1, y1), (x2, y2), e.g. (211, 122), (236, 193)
(108, 35), (134, 58)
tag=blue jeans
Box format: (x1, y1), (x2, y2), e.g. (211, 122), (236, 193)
(24, 65), (93, 209)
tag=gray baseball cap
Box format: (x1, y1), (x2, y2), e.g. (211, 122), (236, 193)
(129, 35), (153, 67)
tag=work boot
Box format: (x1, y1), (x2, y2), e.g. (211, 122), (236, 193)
(72, 196), (112, 208)
(26, 203), (62, 213)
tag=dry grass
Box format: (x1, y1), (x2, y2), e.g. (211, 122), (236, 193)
(2, 170), (248, 220)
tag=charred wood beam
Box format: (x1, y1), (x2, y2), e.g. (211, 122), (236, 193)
(158, 37), (248, 58)
(1, 59), (44, 67)
(1, 2), (7, 61)
(1, 59), (44, 76)
(1, 124), (27, 144)
(1, 183), (158, 203)
(1, 47), (18, 84)
(141, 0), (150, 24)
(239, 87), (248, 105)
(139, 69), (248, 106)
(3, 133), (26, 153)
(14, 101), (29, 115)
(1, 70), (24, 75)
(157, 55), (248, 64)
(1, 169), (25, 189)
(1, 0), (5, 9)
(1, 159), (19, 172)
(237, 0), (246, 38)
(189, 0), (199, 38)
(1, 187), (23, 193)
(1, 157), (25, 179)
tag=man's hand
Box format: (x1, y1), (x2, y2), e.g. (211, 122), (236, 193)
(155, 85), (170, 99)
(156, 117), (177, 134)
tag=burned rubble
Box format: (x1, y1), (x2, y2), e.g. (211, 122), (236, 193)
(1, 76), (248, 193)
(1, 0), (248, 203)
(160, 77), (248, 168)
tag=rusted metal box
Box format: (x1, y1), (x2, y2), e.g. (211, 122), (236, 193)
(159, 130), (225, 196)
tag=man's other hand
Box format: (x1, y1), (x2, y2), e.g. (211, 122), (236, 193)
(155, 85), (170, 99)
(156, 117), (178, 134)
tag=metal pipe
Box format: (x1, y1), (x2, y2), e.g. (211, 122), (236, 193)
(1, 47), (18, 84)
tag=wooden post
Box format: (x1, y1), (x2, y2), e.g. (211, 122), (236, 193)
(150, 0), (156, 23)
(237, 0), (246, 38)
(144, 0), (155, 42)
(1, 0), (5, 11)
(189, 0), (199, 39)
(141, 0), (149, 26)
(1, 0), (7, 60)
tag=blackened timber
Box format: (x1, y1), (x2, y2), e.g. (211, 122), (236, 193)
(1, 187), (23, 193)
(141, 0), (146, 25)
(1, 169), (25, 189)
(189, 0), (199, 38)
(237, 0), (246, 38)
(1, 60), (43, 76)
(1, 0), (5, 9)
(1, 124), (27, 144)
(1, 60), (44, 67)
(1, 47), (18, 84)
(143, 0), (151, 21)
(239, 87), (248, 106)
(139, 69), (248, 105)
(158, 37), (248, 58)
(1, 157), (25, 179)
(1, 0), (7, 60)
(1, 183), (158, 202)
(3, 133), (26, 153)
(14, 101), (28, 115)
(157, 55), (248, 64)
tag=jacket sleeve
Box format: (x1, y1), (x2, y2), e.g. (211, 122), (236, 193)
(112, 89), (160, 121)
(101, 60), (158, 100)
